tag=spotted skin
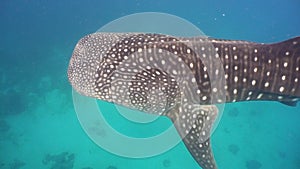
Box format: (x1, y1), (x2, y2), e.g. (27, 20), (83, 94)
(68, 33), (300, 169)
(211, 37), (300, 103)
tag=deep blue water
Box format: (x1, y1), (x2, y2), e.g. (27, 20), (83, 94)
(1, 0), (300, 169)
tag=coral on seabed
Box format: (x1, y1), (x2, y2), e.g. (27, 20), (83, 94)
(0, 89), (26, 116)
(106, 165), (118, 169)
(9, 159), (26, 169)
(246, 159), (262, 169)
(228, 144), (240, 155)
(42, 152), (75, 169)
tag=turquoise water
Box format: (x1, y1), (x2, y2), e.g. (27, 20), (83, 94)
(1, 0), (300, 169)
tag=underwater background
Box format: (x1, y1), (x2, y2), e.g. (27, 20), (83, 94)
(1, 0), (300, 169)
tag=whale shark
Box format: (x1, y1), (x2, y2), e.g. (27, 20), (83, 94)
(67, 32), (300, 169)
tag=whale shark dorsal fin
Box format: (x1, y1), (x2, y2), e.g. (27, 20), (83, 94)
(167, 104), (219, 169)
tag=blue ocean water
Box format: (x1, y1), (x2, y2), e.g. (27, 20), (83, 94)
(1, 0), (300, 169)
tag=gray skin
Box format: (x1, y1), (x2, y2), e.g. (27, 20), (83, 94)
(68, 32), (300, 169)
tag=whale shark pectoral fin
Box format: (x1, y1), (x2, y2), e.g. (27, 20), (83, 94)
(183, 133), (216, 169)
(168, 105), (219, 169)
(183, 105), (218, 169)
